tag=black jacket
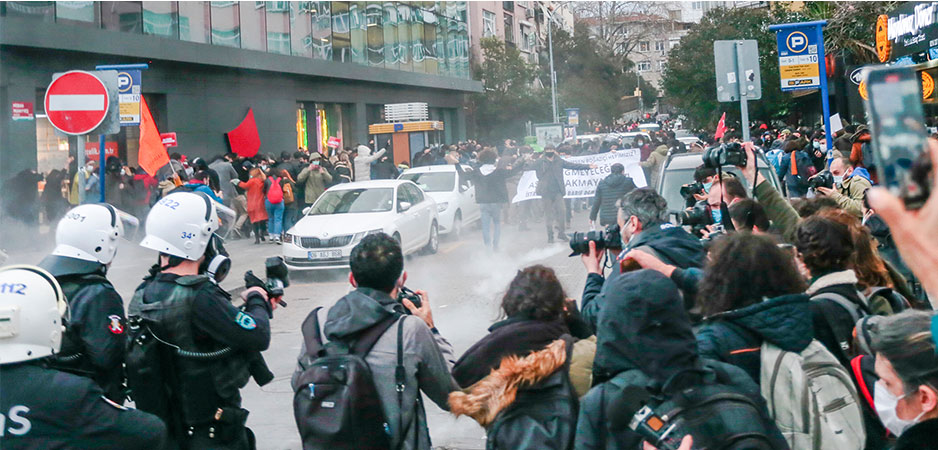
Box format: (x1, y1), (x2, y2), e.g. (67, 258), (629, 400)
(696, 294), (814, 382)
(590, 173), (636, 226)
(464, 160), (525, 204)
(534, 156), (591, 197)
(895, 417), (938, 449)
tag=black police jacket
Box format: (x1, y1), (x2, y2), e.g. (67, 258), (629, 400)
(0, 362), (167, 449)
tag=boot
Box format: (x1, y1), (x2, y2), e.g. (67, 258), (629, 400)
(557, 232), (569, 242)
(254, 231), (260, 245)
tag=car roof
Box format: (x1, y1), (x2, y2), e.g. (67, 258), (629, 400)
(327, 179), (409, 190)
(664, 152), (770, 170)
(401, 165), (457, 174)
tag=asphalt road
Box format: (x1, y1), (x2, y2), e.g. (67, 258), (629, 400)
(5, 208), (594, 450)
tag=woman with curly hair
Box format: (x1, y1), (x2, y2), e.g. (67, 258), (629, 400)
(448, 265), (594, 450)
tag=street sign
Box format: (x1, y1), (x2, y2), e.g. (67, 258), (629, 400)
(775, 26), (821, 91)
(11, 102), (34, 121)
(160, 132), (178, 147)
(84, 140), (119, 161)
(327, 136), (341, 148)
(714, 40), (762, 102)
(44, 70), (110, 135)
(116, 70), (141, 126)
(565, 108), (580, 126)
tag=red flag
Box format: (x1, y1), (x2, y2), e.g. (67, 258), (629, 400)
(138, 97), (170, 177)
(714, 112), (727, 140)
(227, 108), (261, 158)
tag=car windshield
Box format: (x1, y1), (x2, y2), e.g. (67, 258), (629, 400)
(309, 188), (394, 214)
(659, 166), (777, 213)
(400, 172), (455, 192)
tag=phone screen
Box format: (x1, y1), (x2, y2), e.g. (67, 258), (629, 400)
(864, 66), (929, 206)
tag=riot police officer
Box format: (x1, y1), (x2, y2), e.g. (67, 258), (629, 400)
(38, 203), (138, 401)
(128, 191), (278, 449)
(0, 265), (167, 449)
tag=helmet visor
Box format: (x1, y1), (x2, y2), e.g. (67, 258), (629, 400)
(114, 208), (141, 241)
(214, 201), (237, 239)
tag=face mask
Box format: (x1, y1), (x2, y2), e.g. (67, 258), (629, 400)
(703, 181), (713, 193)
(875, 381), (925, 436)
(260, 165), (268, 171)
(813, 141), (821, 149)
(312, 161), (320, 166)
(711, 208), (723, 225)
(833, 175), (844, 186)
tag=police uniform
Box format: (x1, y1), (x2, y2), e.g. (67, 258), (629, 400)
(128, 272), (271, 450)
(0, 362), (167, 449)
(38, 254), (126, 402)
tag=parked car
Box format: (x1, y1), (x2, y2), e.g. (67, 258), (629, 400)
(399, 165), (480, 238)
(655, 151), (783, 214)
(282, 180), (439, 270)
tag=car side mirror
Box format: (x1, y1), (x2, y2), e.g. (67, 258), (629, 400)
(398, 201), (412, 212)
(302, 206), (311, 215)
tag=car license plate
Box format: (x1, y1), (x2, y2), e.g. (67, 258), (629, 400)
(308, 250), (341, 260)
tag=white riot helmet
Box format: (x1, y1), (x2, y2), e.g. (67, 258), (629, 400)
(52, 203), (139, 265)
(141, 191), (220, 261)
(0, 265), (67, 364)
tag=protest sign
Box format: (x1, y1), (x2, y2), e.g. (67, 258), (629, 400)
(512, 150), (647, 203)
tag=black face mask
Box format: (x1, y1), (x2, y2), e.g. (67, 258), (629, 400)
(545, 152), (556, 159)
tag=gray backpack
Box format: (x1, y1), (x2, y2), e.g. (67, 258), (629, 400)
(760, 339), (865, 450)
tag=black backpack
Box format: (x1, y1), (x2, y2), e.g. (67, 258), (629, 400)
(866, 286), (913, 314)
(293, 307), (404, 450)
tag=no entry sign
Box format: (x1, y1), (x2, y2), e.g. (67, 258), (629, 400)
(44, 70), (110, 135)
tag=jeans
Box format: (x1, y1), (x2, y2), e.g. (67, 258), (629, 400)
(265, 199), (285, 236)
(480, 203), (502, 249)
(283, 206), (298, 233)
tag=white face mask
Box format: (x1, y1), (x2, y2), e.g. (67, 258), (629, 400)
(833, 175), (844, 186)
(875, 381), (926, 436)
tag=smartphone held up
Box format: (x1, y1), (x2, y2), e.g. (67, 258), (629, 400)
(863, 65), (934, 209)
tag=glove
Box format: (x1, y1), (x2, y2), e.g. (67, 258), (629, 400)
(230, 179), (240, 185)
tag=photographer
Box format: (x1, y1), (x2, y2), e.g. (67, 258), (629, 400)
(814, 157), (873, 219)
(292, 233), (457, 450)
(580, 188), (704, 330)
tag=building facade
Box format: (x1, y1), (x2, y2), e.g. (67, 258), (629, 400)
(467, 1), (573, 66)
(0, 1), (481, 183)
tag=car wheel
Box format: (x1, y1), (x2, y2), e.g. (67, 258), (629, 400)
(423, 221), (439, 254)
(452, 211), (463, 239)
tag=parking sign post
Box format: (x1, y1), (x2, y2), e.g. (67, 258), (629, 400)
(95, 63), (148, 202)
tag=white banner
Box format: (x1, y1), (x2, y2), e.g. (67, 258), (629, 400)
(512, 150), (647, 203)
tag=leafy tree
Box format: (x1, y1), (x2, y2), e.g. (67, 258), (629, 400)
(469, 37), (548, 142)
(802, 1), (899, 64)
(662, 7), (805, 130)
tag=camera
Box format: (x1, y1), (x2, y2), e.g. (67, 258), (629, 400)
(569, 224), (622, 256)
(808, 170), (834, 190)
(678, 205), (713, 227)
(702, 142), (747, 168)
(244, 256), (290, 307)
(397, 286), (422, 309)
(679, 182), (704, 200)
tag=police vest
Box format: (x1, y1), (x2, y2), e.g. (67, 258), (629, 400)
(51, 273), (112, 376)
(128, 274), (252, 426)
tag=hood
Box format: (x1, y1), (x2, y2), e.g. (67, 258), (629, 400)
(449, 339), (567, 427)
(627, 224), (705, 269)
(806, 269), (858, 295)
(654, 145), (669, 155)
(356, 145), (373, 158)
(601, 173), (632, 189)
(322, 288), (406, 341)
(708, 294), (813, 352)
(593, 269), (699, 381)
(38, 254), (105, 278)
(292, 212), (389, 235)
(849, 167), (873, 184)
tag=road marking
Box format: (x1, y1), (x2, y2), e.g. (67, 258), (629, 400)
(440, 241), (465, 254)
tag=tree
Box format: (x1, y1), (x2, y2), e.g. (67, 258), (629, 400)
(661, 7), (806, 130)
(802, 1), (899, 64)
(469, 37), (548, 142)
(572, 2), (677, 64)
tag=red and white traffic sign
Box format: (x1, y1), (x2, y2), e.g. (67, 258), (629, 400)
(44, 70), (109, 135)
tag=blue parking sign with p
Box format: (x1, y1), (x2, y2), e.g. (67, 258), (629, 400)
(116, 70), (141, 126)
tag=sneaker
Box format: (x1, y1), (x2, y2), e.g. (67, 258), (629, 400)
(557, 233), (569, 242)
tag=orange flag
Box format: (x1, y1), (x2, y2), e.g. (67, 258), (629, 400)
(138, 97), (170, 177)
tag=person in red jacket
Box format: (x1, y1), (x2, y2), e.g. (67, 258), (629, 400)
(237, 167), (269, 244)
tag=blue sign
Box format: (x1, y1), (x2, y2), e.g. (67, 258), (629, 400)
(116, 70), (141, 126)
(565, 108), (579, 126)
(393, 123), (404, 132)
(775, 26), (821, 92)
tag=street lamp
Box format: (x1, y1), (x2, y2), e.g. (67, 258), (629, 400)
(542, 2), (569, 124)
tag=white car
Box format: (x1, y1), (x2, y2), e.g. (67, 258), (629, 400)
(399, 165), (480, 237)
(283, 180), (440, 270)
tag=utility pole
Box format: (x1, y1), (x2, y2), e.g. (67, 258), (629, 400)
(547, 9), (557, 123)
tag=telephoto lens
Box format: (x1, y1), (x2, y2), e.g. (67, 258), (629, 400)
(702, 142), (747, 168)
(568, 224), (621, 256)
(808, 170), (834, 190)
(678, 205), (713, 227)
(679, 182), (705, 200)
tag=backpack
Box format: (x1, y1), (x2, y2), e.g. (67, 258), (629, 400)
(760, 340), (866, 450)
(282, 180), (295, 204)
(267, 177), (284, 204)
(293, 307), (404, 450)
(124, 315), (174, 423)
(485, 336), (578, 450)
(766, 148), (784, 173)
(810, 291), (871, 361)
(866, 286), (912, 314)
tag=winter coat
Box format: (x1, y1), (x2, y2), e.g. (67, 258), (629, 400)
(292, 288), (457, 450)
(590, 173), (636, 226)
(297, 165), (333, 205)
(333, 161), (353, 184)
(777, 150), (814, 197)
(181, 182), (222, 204)
(354, 145), (387, 182)
(465, 160), (525, 204)
(894, 417), (938, 450)
(696, 294), (814, 382)
(754, 180), (800, 243)
(807, 270), (869, 368)
(209, 159), (239, 206)
(238, 178), (268, 223)
(574, 269), (786, 450)
(534, 157), (591, 197)
(639, 144), (669, 189)
(828, 168), (873, 218)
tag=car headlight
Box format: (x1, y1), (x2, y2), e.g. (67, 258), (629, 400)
(284, 232), (296, 245)
(351, 228), (384, 245)
(437, 202), (449, 213)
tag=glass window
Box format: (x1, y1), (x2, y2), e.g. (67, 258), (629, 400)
(311, 188), (394, 214)
(637, 61), (651, 72)
(639, 41), (649, 52)
(482, 9), (495, 38)
(211, 1), (241, 48)
(55, 1), (99, 27)
(349, 1), (367, 64)
(399, 172), (455, 192)
(459, 17), (469, 78)
(240, 1), (266, 51)
(411, 7), (425, 73)
(654, 40), (665, 51)
(520, 23), (532, 51)
(383, 2), (399, 70)
(436, 16), (448, 76)
(658, 60), (666, 71)
(143, 2), (179, 38)
(502, 1), (514, 10)
(397, 3), (412, 71)
(332, 1), (351, 62)
(311, 1), (332, 60)
(179, 1), (211, 43)
(101, 1), (142, 33)
(266, 1), (290, 54)
(365, 2), (383, 67)
(2, 1), (55, 21)
(423, 10), (438, 75)
(503, 13), (513, 44)
(288, 1), (311, 57)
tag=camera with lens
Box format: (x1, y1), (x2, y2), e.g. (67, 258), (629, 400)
(569, 224), (622, 256)
(702, 142), (747, 169)
(244, 256), (290, 307)
(679, 205), (713, 227)
(397, 286), (422, 310)
(679, 182), (705, 200)
(808, 170), (834, 190)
